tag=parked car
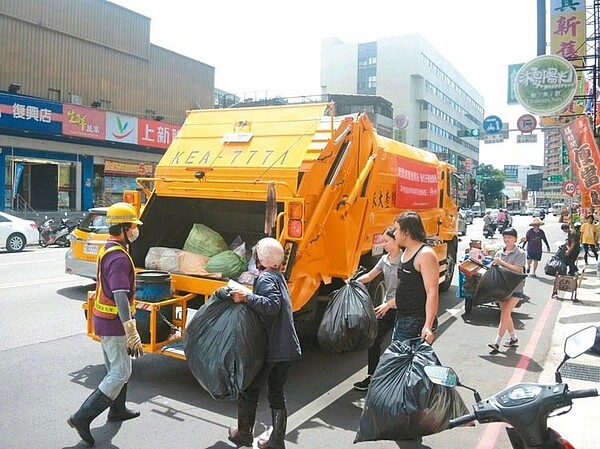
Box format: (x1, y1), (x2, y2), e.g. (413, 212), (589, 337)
(460, 208), (474, 224)
(65, 207), (109, 279)
(458, 210), (468, 236)
(470, 201), (486, 218)
(0, 211), (40, 252)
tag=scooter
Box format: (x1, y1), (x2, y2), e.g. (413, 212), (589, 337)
(483, 221), (497, 238)
(38, 214), (76, 247)
(425, 326), (599, 448)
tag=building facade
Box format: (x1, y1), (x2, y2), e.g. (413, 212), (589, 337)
(321, 34), (484, 175)
(0, 0), (214, 213)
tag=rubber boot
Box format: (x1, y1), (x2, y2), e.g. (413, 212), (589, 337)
(67, 388), (113, 446)
(257, 408), (287, 449)
(107, 383), (140, 422)
(227, 405), (256, 447)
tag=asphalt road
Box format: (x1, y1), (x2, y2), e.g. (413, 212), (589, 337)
(0, 215), (565, 449)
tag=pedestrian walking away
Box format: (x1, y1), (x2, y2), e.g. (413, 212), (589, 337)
(227, 237), (302, 449)
(487, 228), (527, 353)
(392, 211), (439, 345)
(68, 202), (144, 446)
(580, 215), (598, 265)
(521, 217), (550, 277)
(353, 226), (401, 392)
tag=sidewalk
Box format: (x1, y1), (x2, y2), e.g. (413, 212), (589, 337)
(537, 262), (600, 449)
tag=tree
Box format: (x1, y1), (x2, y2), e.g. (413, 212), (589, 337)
(475, 164), (505, 207)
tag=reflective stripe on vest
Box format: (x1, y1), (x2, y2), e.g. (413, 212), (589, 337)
(93, 244), (136, 319)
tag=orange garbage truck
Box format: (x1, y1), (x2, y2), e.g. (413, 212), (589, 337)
(84, 102), (460, 358)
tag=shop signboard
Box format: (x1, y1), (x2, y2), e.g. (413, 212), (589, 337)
(514, 55), (577, 115)
(138, 118), (181, 149)
(0, 92), (62, 134)
(104, 159), (154, 176)
(62, 104), (105, 140)
(106, 112), (138, 144)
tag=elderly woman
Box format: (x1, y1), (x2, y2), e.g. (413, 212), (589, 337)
(521, 217), (550, 277)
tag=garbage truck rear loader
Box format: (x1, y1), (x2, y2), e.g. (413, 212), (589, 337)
(85, 103), (459, 357)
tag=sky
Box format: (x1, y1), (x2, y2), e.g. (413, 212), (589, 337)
(111, 0), (546, 170)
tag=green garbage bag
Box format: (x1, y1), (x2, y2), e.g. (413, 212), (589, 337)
(183, 223), (228, 257)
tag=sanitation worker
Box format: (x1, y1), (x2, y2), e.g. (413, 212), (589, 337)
(68, 202), (144, 446)
(227, 237), (302, 449)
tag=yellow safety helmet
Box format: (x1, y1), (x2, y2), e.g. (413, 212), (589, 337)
(106, 202), (143, 225)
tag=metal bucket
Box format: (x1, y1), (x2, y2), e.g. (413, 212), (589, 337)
(135, 270), (172, 343)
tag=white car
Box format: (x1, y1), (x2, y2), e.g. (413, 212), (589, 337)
(0, 211), (40, 252)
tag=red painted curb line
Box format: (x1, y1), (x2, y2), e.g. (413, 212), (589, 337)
(475, 296), (557, 449)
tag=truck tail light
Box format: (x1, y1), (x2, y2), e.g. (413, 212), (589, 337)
(289, 202), (303, 219)
(288, 219), (303, 238)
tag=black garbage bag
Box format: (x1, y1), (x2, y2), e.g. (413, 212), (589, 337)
(545, 246), (567, 277)
(317, 280), (377, 354)
(355, 339), (469, 442)
(183, 293), (266, 401)
(472, 265), (527, 306)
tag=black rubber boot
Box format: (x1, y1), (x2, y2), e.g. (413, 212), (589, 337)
(67, 389), (113, 446)
(228, 405), (256, 447)
(257, 408), (287, 449)
(107, 383), (140, 422)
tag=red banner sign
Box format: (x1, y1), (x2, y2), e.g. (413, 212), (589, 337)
(395, 156), (438, 209)
(560, 116), (600, 208)
(138, 118), (180, 149)
(62, 105), (106, 140)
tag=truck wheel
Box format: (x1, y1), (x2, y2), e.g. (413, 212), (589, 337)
(439, 243), (456, 292)
(367, 273), (387, 307)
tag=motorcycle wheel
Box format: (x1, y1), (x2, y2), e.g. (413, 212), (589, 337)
(39, 240), (48, 248)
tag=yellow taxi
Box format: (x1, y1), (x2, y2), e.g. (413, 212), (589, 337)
(64, 207), (109, 279)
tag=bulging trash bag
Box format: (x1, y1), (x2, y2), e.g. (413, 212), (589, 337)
(545, 246), (567, 277)
(355, 339), (469, 442)
(183, 293), (266, 401)
(317, 280), (377, 354)
(472, 265), (527, 306)
(183, 223), (228, 257)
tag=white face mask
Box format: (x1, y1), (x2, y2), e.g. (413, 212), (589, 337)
(127, 227), (139, 242)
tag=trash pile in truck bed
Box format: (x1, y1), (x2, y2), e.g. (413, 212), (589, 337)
(144, 223), (256, 282)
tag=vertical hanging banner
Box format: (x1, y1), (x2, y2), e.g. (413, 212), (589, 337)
(395, 156), (438, 209)
(560, 116), (600, 208)
(550, 0), (586, 117)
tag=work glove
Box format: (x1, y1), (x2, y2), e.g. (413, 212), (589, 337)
(123, 319), (144, 358)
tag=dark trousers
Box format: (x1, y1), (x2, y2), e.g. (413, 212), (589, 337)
(367, 309), (396, 375)
(583, 243), (598, 264)
(239, 361), (291, 411)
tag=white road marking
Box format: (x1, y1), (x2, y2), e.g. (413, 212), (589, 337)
(0, 259), (55, 266)
(0, 276), (85, 289)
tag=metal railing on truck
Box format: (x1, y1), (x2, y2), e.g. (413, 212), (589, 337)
(83, 291), (198, 360)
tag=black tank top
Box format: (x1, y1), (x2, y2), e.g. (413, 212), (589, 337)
(396, 244), (427, 316)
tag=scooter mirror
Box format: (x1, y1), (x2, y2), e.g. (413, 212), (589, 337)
(424, 365), (458, 388)
(564, 326), (597, 359)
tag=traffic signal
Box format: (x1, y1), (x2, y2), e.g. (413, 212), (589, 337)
(458, 129), (480, 138)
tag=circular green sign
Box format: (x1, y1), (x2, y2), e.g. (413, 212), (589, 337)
(514, 55), (577, 115)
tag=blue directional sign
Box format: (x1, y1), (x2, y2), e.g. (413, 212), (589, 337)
(482, 115), (503, 134)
